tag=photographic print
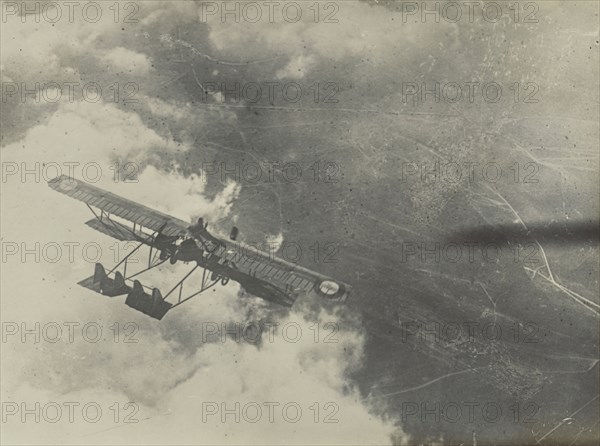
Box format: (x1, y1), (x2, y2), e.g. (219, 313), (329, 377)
(1, 1), (599, 444)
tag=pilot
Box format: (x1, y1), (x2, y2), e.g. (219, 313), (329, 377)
(188, 217), (225, 253)
(189, 217), (208, 237)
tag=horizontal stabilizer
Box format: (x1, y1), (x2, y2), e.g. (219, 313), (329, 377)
(125, 280), (172, 320)
(78, 263), (131, 297)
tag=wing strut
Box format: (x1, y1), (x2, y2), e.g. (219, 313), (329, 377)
(77, 205), (228, 319)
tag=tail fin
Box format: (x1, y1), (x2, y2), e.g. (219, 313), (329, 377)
(132, 280), (144, 295)
(151, 288), (163, 312)
(93, 263), (107, 284)
(114, 271), (125, 289)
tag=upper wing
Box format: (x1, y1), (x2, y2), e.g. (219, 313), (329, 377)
(205, 237), (351, 304)
(48, 175), (189, 237)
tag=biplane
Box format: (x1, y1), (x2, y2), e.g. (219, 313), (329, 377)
(48, 175), (351, 319)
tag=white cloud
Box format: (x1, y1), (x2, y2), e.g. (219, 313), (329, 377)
(0, 8), (119, 82)
(18, 100), (167, 159)
(276, 54), (317, 80)
(204, 1), (454, 77)
(101, 47), (153, 76)
(266, 231), (284, 251)
(114, 165), (241, 225)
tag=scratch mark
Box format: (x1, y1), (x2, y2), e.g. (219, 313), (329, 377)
(535, 394), (599, 444)
(381, 368), (479, 397)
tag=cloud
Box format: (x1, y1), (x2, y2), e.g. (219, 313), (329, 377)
(84, 309), (400, 446)
(265, 231), (284, 251)
(204, 1), (454, 75)
(2, 305), (403, 445)
(0, 99), (187, 201)
(113, 165), (241, 224)
(101, 47), (153, 76)
(276, 54), (317, 80)
(0, 6), (118, 81)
